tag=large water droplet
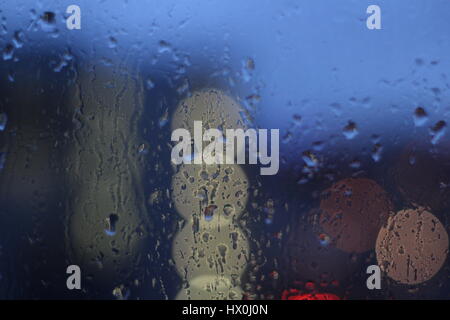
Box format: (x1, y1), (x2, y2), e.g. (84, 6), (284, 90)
(39, 11), (57, 33)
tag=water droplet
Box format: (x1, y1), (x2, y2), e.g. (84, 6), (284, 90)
(223, 204), (235, 216)
(413, 107), (428, 127)
(349, 159), (361, 169)
(292, 114), (302, 125)
(52, 50), (73, 72)
(41, 11), (55, 23)
(297, 177), (309, 184)
(53, 62), (66, 73)
(195, 187), (207, 201)
(204, 204), (217, 221)
(39, 11), (57, 33)
(269, 270), (279, 280)
(108, 36), (117, 49)
(430, 120), (446, 145)
(2, 44), (14, 61)
(371, 143), (383, 162)
(105, 214), (119, 236)
(7, 71), (14, 82)
(159, 109), (169, 128)
(138, 143), (149, 155)
(112, 285), (129, 300)
(158, 40), (171, 54)
(343, 121), (358, 140)
(318, 233), (331, 246)
(12, 30), (25, 48)
(302, 151), (319, 167)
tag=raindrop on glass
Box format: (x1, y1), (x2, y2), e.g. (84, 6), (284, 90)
(105, 214), (119, 236)
(2, 44), (14, 61)
(343, 121), (358, 140)
(413, 107), (428, 127)
(430, 120), (446, 145)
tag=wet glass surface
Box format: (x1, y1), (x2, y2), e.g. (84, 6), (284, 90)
(0, 0), (450, 300)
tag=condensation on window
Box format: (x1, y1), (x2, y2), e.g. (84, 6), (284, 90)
(0, 0), (450, 300)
